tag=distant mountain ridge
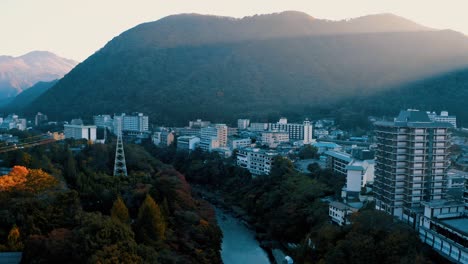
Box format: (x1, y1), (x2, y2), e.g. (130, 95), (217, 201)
(6, 80), (57, 110)
(24, 12), (468, 125)
(109, 12), (431, 51)
(0, 51), (77, 99)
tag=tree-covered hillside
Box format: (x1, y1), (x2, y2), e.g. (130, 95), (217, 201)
(23, 12), (468, 125)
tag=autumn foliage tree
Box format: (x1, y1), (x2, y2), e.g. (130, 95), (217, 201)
(135, 195), (166, 244)
(0, 166), (58, 194)
(111, 196), (130, 224)
(7, 225), (23, 251)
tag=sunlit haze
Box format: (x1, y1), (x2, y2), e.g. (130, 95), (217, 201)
(2, 0), (468, 61)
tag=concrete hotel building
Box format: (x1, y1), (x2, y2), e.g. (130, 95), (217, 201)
(261, 131), (289, 148)
(64, 124), (97, 141)
(427, 111), (457, 128)
(237, 147), (277, 175)
(177, 136), (200, 152)
(374, 110), (451, 221)
(237, 119), (250, 130)
(199, 124), (228, 152)
(269, 118), (313, 144)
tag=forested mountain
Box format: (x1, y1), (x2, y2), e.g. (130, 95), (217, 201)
(6, 80), (57, 110)
(348, 67), (468, 126)
(24, 12), (468, 125)
(0, 51), (76, 99)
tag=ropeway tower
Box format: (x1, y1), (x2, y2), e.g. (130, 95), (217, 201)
(113, 125), (128, 177)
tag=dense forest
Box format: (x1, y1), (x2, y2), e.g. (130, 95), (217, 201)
(22, 12), (468, 125)
(0, 133), (222, 263)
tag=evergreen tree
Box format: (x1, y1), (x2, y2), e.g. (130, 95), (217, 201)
(64, 149), (77, 185)
(111, 196), (130, 224)
(136, 195), (166, 243)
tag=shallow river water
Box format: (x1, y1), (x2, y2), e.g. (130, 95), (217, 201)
(215, 209), (271, 264)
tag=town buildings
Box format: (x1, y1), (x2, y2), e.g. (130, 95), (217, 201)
(177, 136), (200, 152)
(64, 124), (97, 141)
(329, 201), (359, 226)
(199, 124), (228, 152)
(34, 112), (48, 126)
(189, 119), (211, 128)
(152, 129), (175, 147)
(427, 111), (457, 128)
(237, 119), (250, 130)
(374, 109), (451, 221)
(418, 200), (467, 263)
(261, 131), (289, 148)
(93, 114), (113, 130)
(236, 147), (277, 175)
(269, 118), (313, 144)
(0, 114), (27, 131)
(228, 137), (252, 150)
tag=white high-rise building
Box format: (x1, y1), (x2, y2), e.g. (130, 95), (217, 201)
(237, 119), (250, 130)
(374, 110), (451, 221)
(113, 113), (149, 133)
(303, 119), (313, 144)
(269, 118), (313, 144)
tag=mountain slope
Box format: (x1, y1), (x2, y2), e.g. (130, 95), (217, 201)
(350, 68), (468, 126)
(25, 12), (468, 125)
(7, 80), (57, 110)
(0, 51), (76, 99)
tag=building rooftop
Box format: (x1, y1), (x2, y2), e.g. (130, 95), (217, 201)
(396, 109), (431, 123)
(422, 199), (465, 209)
(324, 150), (353, 162)
(440, 218), (468, 236)
(313, 142), (340, 148)
(375, 110), (452, 128)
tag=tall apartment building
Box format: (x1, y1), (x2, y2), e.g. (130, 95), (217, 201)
(269, 118), (313, 144)
(113, 113), (149, 133)
(199, 124), (228, 152)
(237, 119), (250, 130)
(34, 112), (48, 126)
(427, 111), (457, 128)
(374, 110), (451, 221)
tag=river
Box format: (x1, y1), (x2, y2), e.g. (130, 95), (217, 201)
(216, 209), (271, 264)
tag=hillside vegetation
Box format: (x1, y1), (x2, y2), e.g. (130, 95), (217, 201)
(24, 12), (468, 125)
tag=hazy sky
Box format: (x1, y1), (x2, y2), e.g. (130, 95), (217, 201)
(2, 0), (468, 61)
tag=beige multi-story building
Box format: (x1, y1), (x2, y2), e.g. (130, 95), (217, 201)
(199, 124), (228, 152)
(269, 118), (313, 144)
(374, 109), (451, 221)
(261, 131), (289, 148)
